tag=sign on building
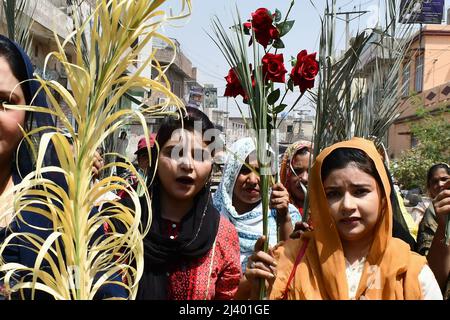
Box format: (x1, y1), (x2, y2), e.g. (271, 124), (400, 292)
(188, 86), (204, 108)
(204, 86), (218, 108)
(400, 0), (444, 24)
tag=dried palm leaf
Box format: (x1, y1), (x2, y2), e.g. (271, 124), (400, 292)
(312, 0), (417, 157)
(0, 0), (191, 300)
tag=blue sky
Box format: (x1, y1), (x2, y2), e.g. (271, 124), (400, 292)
(160, 0), (450, 116)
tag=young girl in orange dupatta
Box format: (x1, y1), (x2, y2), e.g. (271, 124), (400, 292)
(244, 138), (442, 300)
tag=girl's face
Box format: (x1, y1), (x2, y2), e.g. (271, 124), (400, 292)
(0, 56), (26, 164)
(232, 158), (261, 212)
(157, 129), (212, 201)
(323, 163), (384, 243)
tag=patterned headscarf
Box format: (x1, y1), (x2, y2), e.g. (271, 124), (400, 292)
(279, 141), (312, 186)
(279, 141), (312, 212)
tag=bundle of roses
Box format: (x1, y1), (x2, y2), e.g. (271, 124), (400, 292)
(224, 6), (319, 111)
(211, 2), (318, 299)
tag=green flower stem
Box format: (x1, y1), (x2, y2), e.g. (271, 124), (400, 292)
(259, 173), (271, 300)
(277, 90), (305, 128)
(274, 0), (295, 55)
(278, 89), (289, 108)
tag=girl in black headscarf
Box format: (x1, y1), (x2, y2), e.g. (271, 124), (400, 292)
(120, 107), (241, 300)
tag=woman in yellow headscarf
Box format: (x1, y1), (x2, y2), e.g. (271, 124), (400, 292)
(244, 138), (442, 300)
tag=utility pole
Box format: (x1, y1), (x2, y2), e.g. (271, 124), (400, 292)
(225, 97), (229, 144)
(326, 7), (369, 138)
(327, 8), (370, 52)
(293, 108), (309, 139)
(337, 9), (370, 50)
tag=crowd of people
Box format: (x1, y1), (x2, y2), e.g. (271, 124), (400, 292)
(0, 36), (449, 300)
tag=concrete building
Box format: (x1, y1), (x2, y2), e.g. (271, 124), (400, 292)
(125, 37), (200, 159)
(226, 113), (313, 147)
(0, 0), (95, 128)
(146, 37), (198, 108)
(208, 108), (227, 132)
(0, 1), (185, 162)
(0, 1), (80, 82)
(389, 24), (450, 158)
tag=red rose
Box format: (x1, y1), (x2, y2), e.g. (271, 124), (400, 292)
(290, 50), (319, 93)
(248, 8), (279, 48)
(262, 53), (287, 83)
(224, 68), (246, 98)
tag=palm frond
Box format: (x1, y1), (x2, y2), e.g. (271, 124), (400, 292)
(0, 0), (191, 300)
(2, 0), (35, 54)
(313, 0), (417, 157)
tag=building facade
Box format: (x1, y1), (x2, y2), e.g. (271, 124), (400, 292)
(125, 37), (200, 159)
(226, 114), (314, 148)
(0, 0), (96, 128)
(389, 24), (450, 158)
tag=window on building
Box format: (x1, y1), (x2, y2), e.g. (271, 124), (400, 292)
(415, 54), (424, 92)
(287, 125), (293, 133)
(401, 63), (410, 97)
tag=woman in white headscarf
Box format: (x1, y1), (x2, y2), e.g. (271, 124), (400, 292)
(213, 138), (301, 272)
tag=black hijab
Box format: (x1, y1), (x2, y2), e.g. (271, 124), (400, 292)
(385, 164), (417, 251)
(0, 35), (60, 180)
(120, 179), (220, 300)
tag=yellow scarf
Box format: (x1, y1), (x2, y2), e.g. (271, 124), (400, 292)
(270, 138), (426, 300)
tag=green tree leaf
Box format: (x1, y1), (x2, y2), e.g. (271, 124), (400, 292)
(287, 78), (294, 92)
(392, 111), (450, 190)
(291, 56), (297, 67)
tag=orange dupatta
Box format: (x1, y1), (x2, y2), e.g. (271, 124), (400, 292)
(270, 138), (426, 300)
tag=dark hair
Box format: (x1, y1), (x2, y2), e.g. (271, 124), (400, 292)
(426, 163), (450, 188)
(155, 106), (215, 150)
(0, 37), (31, 104)
(321, 148), (383, 188)
(148, 107), (216, 183)
(294, 146), (310, 157)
